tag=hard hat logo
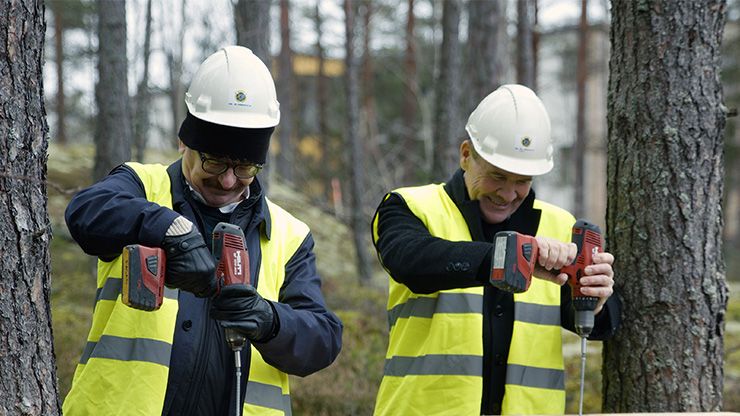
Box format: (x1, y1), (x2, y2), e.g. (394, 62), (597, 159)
(521, 137), (531, 147)
(235, 91), (247, 102)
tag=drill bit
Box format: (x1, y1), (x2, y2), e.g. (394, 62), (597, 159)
(578, 336), (587, 416)
(234, 348), (242, 416)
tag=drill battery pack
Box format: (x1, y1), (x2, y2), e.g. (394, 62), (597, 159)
(490, 231), (538, 293)
(122, 245), (165, 311)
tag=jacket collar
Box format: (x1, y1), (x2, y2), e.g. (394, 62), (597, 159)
(167, 159), (272, 240)
(442, 168), (541, 240)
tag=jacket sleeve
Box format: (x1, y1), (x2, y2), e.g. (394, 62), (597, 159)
(64, 165), (180, 260)
(560, 283), (622, 340)
(374, 193), (492, 294)
(253, 233), (343, 377)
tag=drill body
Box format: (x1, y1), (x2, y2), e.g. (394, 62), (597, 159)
(560, 219), (602, 337)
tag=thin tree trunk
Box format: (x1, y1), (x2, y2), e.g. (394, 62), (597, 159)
(516, 0), (535, 88)
(54, 6), (67, 144)
(432, 0), (462, 181)
(467, 0), (507, 109)
(234, 0), (271, 65)
(277, 0), (294, 183)
(165, 0), (186, 148)
(345, 0), (372, 283)
(604, 0), (728, 411)
(532, 0), (539, 92)
(94, 0), (132, 181)
(315, 1), (331, 204)
(134, 0), (153, 162)
(574, 0), (588, 218)
(402, 0), (418, 183)
(0, 1), (60, 414)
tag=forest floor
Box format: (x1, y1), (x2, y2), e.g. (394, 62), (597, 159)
(47, 144), (740, 414)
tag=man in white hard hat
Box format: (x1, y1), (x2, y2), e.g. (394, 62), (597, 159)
(371, 84), (620, 415)
(62, 46), (342, 416)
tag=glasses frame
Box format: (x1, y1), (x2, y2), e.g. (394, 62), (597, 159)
(197, 151), (263, 179)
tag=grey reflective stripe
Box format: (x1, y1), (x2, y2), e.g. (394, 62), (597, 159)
(514, 301), (560, 326)
(388, 293), (483, 327)
(96, 277), (178, 302)
(505, 364), (565, 390)
(245, 381), (291, 415)
(384, 354), (482, 377)
(79, 335), (172, 367)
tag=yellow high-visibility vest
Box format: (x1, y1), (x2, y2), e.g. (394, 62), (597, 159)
(372, 183), (574, 415)
(63, 162), (308, 416)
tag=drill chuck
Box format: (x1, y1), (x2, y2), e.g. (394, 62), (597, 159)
(574, 310), (594, 338)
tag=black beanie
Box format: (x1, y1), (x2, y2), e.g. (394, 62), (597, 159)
(178, 111), (274, 164)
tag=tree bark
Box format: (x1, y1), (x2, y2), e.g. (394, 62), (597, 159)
(53, 5), (67, 144)
(277, 0), (294, 184)
(516, 0), (535, 89)
(345, 0), (372, 283)
(432, 0), (462, 181)
(574, 0), (588, 218)
(94, 0), (132, 181)
(467, 0), (507, 110)
(134, 0), (153, 162)
(604, 1), (728, 411)
(402, 0), (418, 183)
(0, 0), (60, 414)
(234, 0), (271, 65)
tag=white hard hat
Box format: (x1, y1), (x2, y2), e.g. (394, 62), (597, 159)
(185, 45), (280, 128)
(465, 84), (554, 176)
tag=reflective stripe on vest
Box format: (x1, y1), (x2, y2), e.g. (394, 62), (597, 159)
(63, 162), (306, 416)
(372, 184), (574, 416)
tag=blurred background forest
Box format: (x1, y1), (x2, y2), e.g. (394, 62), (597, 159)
(43, 0), (740, 414)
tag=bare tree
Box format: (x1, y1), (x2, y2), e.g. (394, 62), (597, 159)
(402, 0), (419, 183)
(234, 0), (271, 64)
(277, 0), (295, 183)
(516, 0), (535, 88)
(164, 0), (186, 147)
(604, 0), (728, 411)
(315, 0), (331, 203)
(0, 0), (60, 414)
(467, 0), (508, 110)
(133, 0), (153, 162)
(432, 0), (462, 181)
(345, 0), (372, 283)
(50, 1), (67, 144)
(573, 0), (588, 218)
(94, 0), (132, 181)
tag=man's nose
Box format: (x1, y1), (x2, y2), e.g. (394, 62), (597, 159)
(218, 168), (239, 189)
(497, 181), (517, 201)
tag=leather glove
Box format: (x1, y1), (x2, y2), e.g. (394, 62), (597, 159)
(161, 217), (217, 298)
(210, 284), (277, 342)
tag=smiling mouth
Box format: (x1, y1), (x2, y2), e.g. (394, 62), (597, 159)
(486, 195), (508, 207)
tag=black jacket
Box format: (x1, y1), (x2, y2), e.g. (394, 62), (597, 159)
(374, 169), (621, 415)
(65, 161), (343, 416)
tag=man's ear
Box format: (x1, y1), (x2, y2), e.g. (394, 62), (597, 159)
(460, 140), (472, 171)
(177, 139), (186, 154)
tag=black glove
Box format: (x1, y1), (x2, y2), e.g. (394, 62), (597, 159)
(161, 227), (218, 297)
(210, 284), (277, 342)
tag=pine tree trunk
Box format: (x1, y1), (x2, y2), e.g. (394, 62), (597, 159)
(516, 0), (535, 88)
(432, 0), (462, 181)
(603, 1), (728, 411)
(53, 6), (66, 144)
(574, 0), (589, 218)
(0, 1), (60, 414)
(345, 0), (372, 283)
(467, 0), (507, 109)
(94, 0), (132, 181)
(134, 0), (153, 162)
(277, 0), (294, 184)
(402, 0), (418, 183)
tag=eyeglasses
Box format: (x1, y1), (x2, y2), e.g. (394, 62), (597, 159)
(198, 152), (263, 179)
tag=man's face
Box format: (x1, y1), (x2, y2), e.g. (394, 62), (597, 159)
(459, 140), (533, 224)
(179, 142), (255, 208)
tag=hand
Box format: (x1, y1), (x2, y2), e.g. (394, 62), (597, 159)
(578, 251), (615, 314)
(161, 226), (217, 297)
(211, 284), (276, 342)
(533, 236), (577, 286)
